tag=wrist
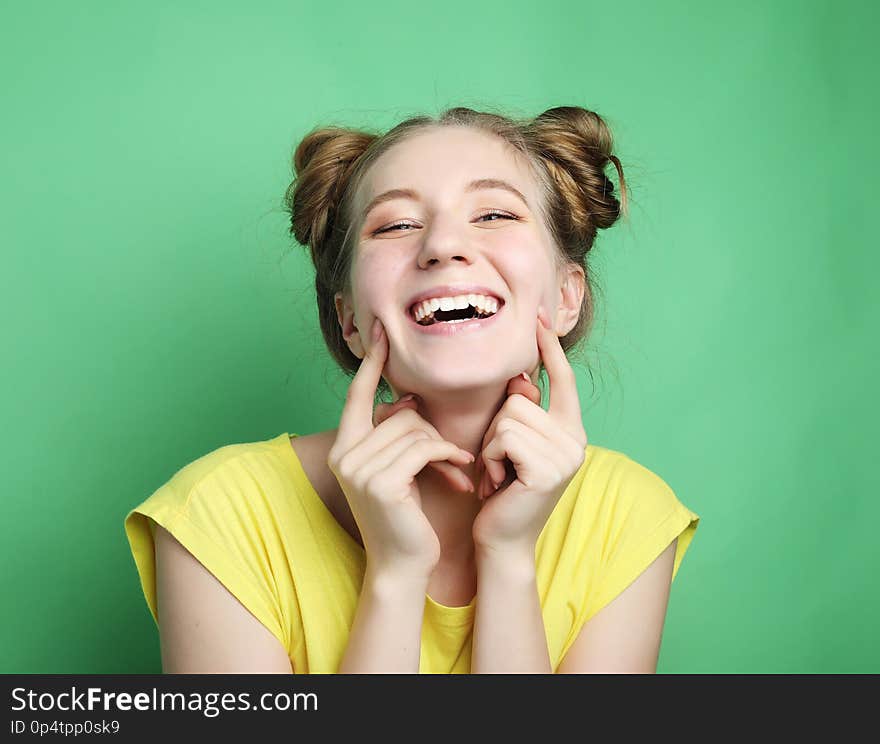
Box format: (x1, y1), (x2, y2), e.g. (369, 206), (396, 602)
(475, 541), (536, 578)
(364, 562), (433, 596)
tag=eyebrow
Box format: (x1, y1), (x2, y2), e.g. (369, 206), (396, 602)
(360, 178), (530, 221)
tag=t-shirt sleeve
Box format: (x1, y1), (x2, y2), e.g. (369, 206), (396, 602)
(123, 461), (288, 652)
(580, 455), (700, 626)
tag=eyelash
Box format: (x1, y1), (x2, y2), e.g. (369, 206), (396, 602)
(373, 209), (519, 235)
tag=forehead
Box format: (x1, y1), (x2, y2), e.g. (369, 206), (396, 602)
(357, 127), (538, 210)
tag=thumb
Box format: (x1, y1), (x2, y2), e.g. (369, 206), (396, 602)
(372, 394), (419, 427)
(507, 372), (541, 407)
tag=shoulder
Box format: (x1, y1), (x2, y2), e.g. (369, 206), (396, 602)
(168, 430), (343, 511)
(162, 435), (287, 501)
(126, 433), (303, 538)
(547, 442), (691, 557)
(584, 443), (673, 492)
(577, 444), (683, 520)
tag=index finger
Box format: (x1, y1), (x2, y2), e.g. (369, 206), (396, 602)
(536, 305), (582, 432)
(337, 316), (386, 448)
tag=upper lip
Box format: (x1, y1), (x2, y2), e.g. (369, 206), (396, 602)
(405, 284), (506, 314)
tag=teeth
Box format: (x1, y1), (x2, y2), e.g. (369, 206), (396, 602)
(411, 293), (500, 323)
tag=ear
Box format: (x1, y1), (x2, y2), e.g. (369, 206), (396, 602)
(335, 291), (366, 359)
(553, 263), (585, 336)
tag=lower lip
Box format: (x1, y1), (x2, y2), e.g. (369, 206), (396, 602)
(406, 302), (505, 336)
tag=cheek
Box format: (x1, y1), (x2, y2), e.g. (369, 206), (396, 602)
(353, 256), (406, 315)
(499, 252), (553, 303)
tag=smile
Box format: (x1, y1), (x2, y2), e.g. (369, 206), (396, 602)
(406, 300), (506, 336)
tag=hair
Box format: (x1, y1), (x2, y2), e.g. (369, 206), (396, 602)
(282, 105), (629, 403)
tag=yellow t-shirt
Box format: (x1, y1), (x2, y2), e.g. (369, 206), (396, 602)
(124, 431), (700, 673)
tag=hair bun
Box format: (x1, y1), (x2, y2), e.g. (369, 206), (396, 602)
(285, 126), (376, 255)
(526, 106), (628, 240)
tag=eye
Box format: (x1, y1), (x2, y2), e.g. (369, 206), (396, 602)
(375, 222), (417, 235)
(373, 209), (519, 235)
(476, 209), (519, 224)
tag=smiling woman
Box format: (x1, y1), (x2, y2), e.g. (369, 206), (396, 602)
(124, 105), (699, 674)
(286, 106), (628, 404)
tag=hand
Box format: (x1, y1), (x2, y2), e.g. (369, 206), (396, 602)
(472, 373), (542, 501)
(471, 305), (588, 555)
(327, 318), (476, 579)
(373, 398), (476, 494)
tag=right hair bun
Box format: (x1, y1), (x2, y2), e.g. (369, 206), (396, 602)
(527, 106), (628, 238)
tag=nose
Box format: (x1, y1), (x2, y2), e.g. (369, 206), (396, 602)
(417, 217), (475, 268)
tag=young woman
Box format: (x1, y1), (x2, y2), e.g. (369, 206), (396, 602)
(124, 106), (700, 674)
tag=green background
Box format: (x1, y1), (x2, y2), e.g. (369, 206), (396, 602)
(2, 0), (876, 673)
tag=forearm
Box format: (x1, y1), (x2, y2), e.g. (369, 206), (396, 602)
(471, 545), (553, 674)
(338, 565), (428, 673)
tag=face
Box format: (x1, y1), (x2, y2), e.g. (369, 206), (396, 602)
(335, 126), (583, 398)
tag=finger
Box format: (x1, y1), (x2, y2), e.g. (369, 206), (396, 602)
(477, 374), (542, 493)
(337, 316), (388, 449)
(371, 439), (476, 501)
(482, 455), (519, 500)
(480, 418), (566, 498)
(488, 391), (566, 451)
(479, 373), (540, 461)
(357, 429), (433, 483)
(536, 305), (584, 436)
(430, 460), (476, 492)
(480, 445), (508, 500)
(508, 372), (542, 407)
(480, 423), (525, 500)
(479, 456), (502, 501)
(373, 393), (418, 427)
(357, 429), (473, 492)
(374, 397), (473, 492)
(475, 449), (487, 501)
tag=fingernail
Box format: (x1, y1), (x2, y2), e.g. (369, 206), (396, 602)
(372, 318), (382, 341)
(398, 393), (416, 403)
(519, 371), (531, 383)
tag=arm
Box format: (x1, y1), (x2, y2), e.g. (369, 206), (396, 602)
(471, 546), (553, 674)
(556, 538), (677, 674)
(338, 565), (429, 673)
(154, 524), (293, 674)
